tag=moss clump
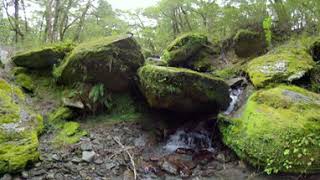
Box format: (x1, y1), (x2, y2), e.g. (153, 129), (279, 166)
(311, 64), (320, 93)
(246, 47), (315, 88)
(53, 122), (87, 147)
(233, 29), (267, 58)
(47, 107), (87, 147)
(138, 65), (231, 113)
(12, 42), (74, 69)
(0, 78), (43, 174)
(15, 73), (34, 92)
(162, 33), (219, 72)
(54, 35), (144, 92)
(219, 85), (320, 174)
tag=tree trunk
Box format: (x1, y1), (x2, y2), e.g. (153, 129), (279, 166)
(44, 0), (54, 42)
(59, 0), (74, 41)
(52, 0), (61, 41)
(73, 0), (91, 42)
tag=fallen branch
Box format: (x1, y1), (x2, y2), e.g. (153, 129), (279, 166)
(112, 136), (137, 180)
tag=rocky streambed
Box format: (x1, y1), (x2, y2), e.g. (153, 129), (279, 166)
(1, 32), (320, 180)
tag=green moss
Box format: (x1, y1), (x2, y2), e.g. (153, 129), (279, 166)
(246, 46), (315, 88)
(47, 107), (73, 127)
(54, 35), (144, 92)
(219, 85), (320, 174)
(138, 65), (230, 112)
(12, 67), (28, 76)
(15, 73), (34, 92)
(53, 122), (87, 147)
(311, 64), (320, 93)
(0, 78), (43, 174)
(233, 29), (267, 58)
(162, 33), (217, 72)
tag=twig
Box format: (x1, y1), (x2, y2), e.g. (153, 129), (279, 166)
(112, 136), (137, 180)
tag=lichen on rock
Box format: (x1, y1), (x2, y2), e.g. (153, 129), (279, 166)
(138, 65), (231, 113)
(219, 85), (320, 174)
(54, 34), (144, 92)
(12, 42), (74, 69)
(0, 78), (43, 174)
(246, 46), (315, 88)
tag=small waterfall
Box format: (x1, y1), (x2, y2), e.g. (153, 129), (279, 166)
(163, 130), (213, 153)
(224, 87), (244, 115)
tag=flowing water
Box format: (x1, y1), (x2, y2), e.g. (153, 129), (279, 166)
(163, 130), (214, 153)
(224, 87), (244, 115)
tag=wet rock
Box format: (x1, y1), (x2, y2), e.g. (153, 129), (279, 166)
(226, 77), (247, 89)
(160, 160), (178, 175)
(82, 151), (96, 163)
(93, 158), (104, 165)
(105, 160), (117, 170)
(138, 65), (231, 113)
(55, 34), (144, 92)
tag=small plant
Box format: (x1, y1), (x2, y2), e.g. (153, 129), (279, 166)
(263, 16), (273, 48)
(89, 83), (111, 113)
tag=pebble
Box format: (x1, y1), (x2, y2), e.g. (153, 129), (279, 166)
(52, 154), (61, 161)
(82, 151), (96, 163)
(0, 174), (12, 180)
(160, 161), (178, 175)
(71, 157), (82, 163)
(21, 171), (28, 178)
(81, 142), (93, 151)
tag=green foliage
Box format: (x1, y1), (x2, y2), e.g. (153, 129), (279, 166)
(263, 16), (273, 47)
(89, 84), (105, 103)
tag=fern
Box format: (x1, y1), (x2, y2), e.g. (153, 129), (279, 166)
(89, 84), (104, 103)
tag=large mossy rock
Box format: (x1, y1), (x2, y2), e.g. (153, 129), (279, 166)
(310, 37), (320, 62)
(311, 64), (320, 93)
(162, 33), (220, 72)
(0, 78), (43, 174)
(55, 35), (144, 92)
(233, 29), (267, 58)
(246, 47), (315, 88)
(219, 85), (320, 174)
(138, 65), (231, 113)
(12, 43), (74, 69)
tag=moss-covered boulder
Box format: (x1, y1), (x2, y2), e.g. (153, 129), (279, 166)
(219, 85), (320, 174)
(138, 65), (231, 113)
(162, 33), (220, 72)
(311, 64), (320, 93)
(0, 78), (43, 174)
(310, 38), (320, 62)
(246, 47), (315, 88)
(12, 42), (74, 69)
(233, 29), (267, 58)
(55, 35), (144, 92)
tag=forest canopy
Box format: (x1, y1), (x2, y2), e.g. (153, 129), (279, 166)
(1, 0), (320, 53)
